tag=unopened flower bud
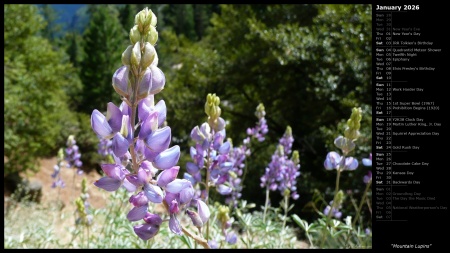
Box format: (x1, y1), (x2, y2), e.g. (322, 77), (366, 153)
(145, 26), (158, 45)
(255, 103), (266, 119)
(150, 9), (157, 27)
(186, 209), (203, 228)
(291, 150), (300, 165)
(112, 66), (131, 98)
(130, 25), (141, 45)
(131, 42), (141, 69)
(140, 42), (156, 70)
(122, 45), (133, 66)
(217, 205), (230, 225)
(344, 107), (362, 141)
(135, 7), (153, 34)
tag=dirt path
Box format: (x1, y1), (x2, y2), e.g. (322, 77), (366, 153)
(20, 157), (107, 210)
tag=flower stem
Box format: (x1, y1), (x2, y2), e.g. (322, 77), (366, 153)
(352, 180), (372, 227)
(263, 186), (270, 223)
(320, 168), (342, 248)
(282, 193), (289, 229)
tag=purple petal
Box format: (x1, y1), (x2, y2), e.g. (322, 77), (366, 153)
(127, 205), (148, 221)
(112, 133), (129, 158)
(119, 101), (131, 116)
(153, 145), (180, 170)
(183, 172), (196, 186)
(168, 214), (182, 235)
(94, 177), (122, 191)
(186, 162), (200, 175)
(138, 96), (154, 122)
(133, 224), (160, 240)
(208, 240), (219, 249)
(91, 110), (114, 138)
(165, 179), (191, 194)
(226, 232), (237, 245)
(219, 141), (231, 155)
(143, 213), (162, 226)
(145, 127), (171, 154)
(217, 184), (232, 195)
(344, 157), (359, 170)
(106, 102), (123, 133)
(144, 146), (159, 162)
(190, 126), (203, 142)
(362, 158), (372, 167)
(112, 66), (130, 98)
(139, 112), (158, 140)
(100, 164), (125, 180)
(156, 166), (180, 187)
(143, 183), (163, 203)
(324, 151), (341, 170)
(154, 100), (166, 127)
(122, 177), (137, 192)
(137, 68), (152, 99)
(179, 185), (194, 205)
(197, 199), (210, 223)
(169, 199), (179, 214)
(129, 192), (149, 207)
(149, 65), (165, 94)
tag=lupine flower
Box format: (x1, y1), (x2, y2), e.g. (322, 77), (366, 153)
(323, 200), (342, 219)
(224, 103), (269, 207)
(260, 126), (300, 200)
(363, 171), (372, 184)
(362, 153), (372, 167)
(65, 135), (83, 175)
(362, 153), (372, 184)
(184, 94), (233, 205)
(98, 138), (113, 157)
(324, 151), (359, 171)
(51, 148), (65, 188)
(90, 7), (199, 241)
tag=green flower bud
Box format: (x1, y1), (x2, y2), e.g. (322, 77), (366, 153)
(283, 188), (291, 197)
(344, 107), (362, 141)
(122, 45), (133, 66)
(140, 42), (156, 70)
(150, 9), (157, 27)
(204, 93), (221, 119)
(135, 7), (152, 34)
(291, 150), (300, 165)
(131, 42), (141, 68)
(57, 148), (64, 161)
(81, 177), (87, 194)
(285, 126), (292, 137)
(145, 26), (158, 45)
(217, 205), (230, 225)
(276, 144), (284, 157)
(335, 190), (344, 207)
(67, 135), (75, 146)
(255, 103), (266, 119)
(129, 25), (141, 45)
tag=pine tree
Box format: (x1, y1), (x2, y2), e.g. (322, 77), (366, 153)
(79, 4), (127, 113)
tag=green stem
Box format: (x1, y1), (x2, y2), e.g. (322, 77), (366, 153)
(344, 180), (372, 249)
(263, 186), (270, 223)
(282, 194), (289, 229)
(205, 164), (210, 241)
(352, 180), (372, 228)
(320, 168), (342, 248)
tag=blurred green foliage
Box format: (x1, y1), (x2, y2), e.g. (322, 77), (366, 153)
(4, 4), (83, 176)
(78, 5), (128, 113)
(157, 4), (372, 214)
